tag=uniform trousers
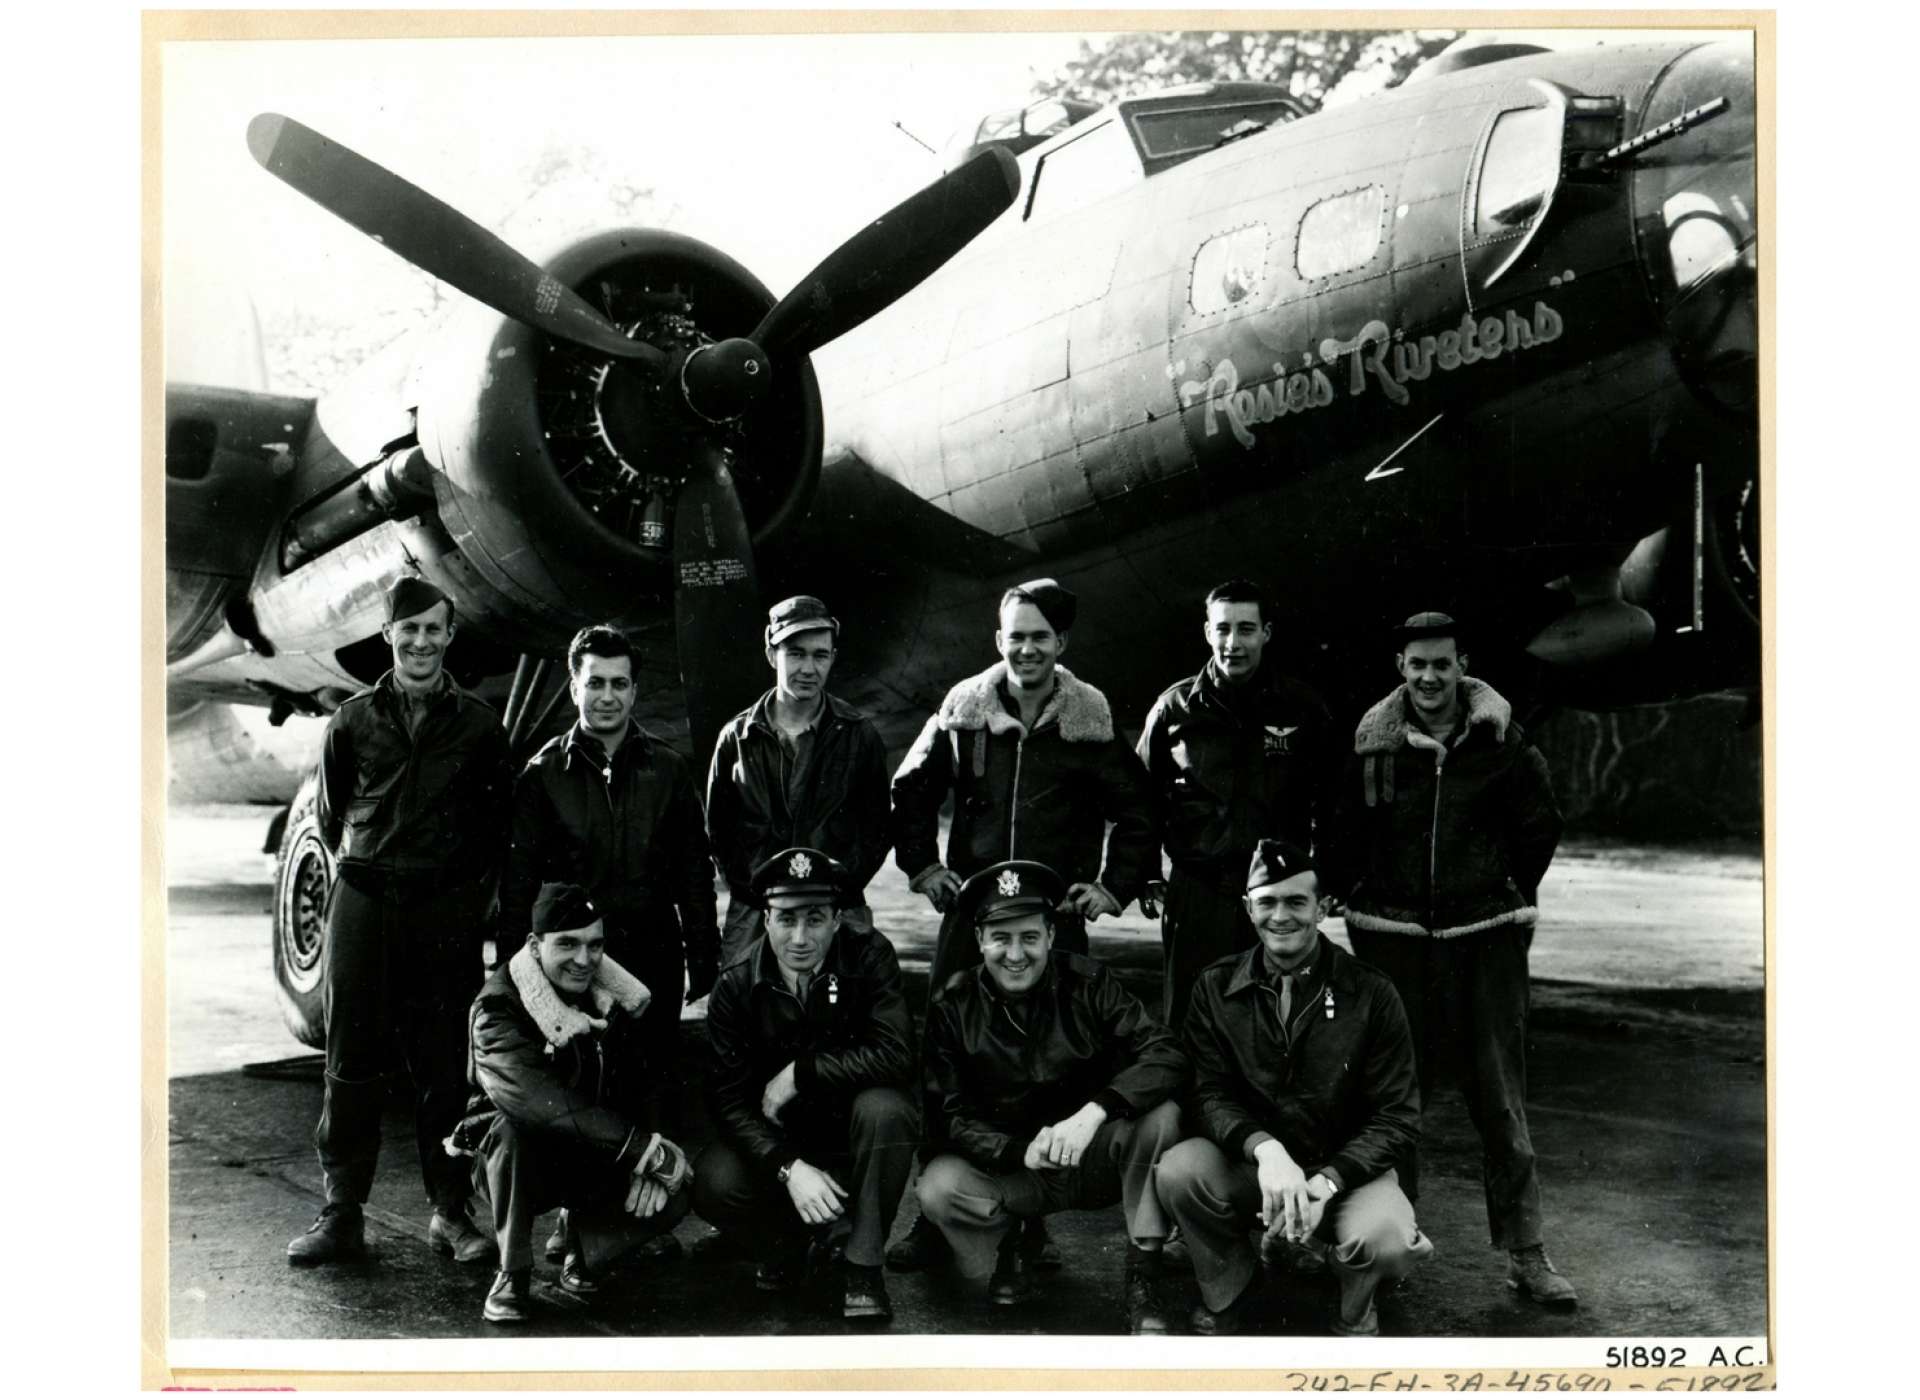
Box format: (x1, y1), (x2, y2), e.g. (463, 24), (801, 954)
(1348, 922), (1542, 1249)
(314, 874), (484, 1210)
(1155, 1139), (1432, 1326)
(1159, 869), (1256, 1032)
(472, 1116), (691, 1273)
(691, 1086), (918, 1270)
(916, 1100), (1182, 1278)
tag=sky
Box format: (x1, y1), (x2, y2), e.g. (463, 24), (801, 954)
(161, 28), (1103, 389)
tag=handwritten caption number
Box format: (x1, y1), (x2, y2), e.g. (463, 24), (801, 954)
(1269, 1371), (1764, 1392)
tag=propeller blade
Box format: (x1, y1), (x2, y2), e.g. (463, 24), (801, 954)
(751, 146), (1020, 359)
(671, 443), (767, 764)
(246, 113), (662, 366)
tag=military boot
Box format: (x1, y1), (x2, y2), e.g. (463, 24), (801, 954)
(1019, 1215), (1063, 1271)
(841, 1262), (893, 1323)
(885, 1214), (951, 1272)
(1123, 1246), (1171, 1335)
(286, 1203), (365, 1266)
(1508, 1245), (1578, 1306)
(483, 1268), (533, 1324)
(544, 1208), (569, 1263)
(988, 1232), (1034, 1306)
(428, 1207), (495, 1264)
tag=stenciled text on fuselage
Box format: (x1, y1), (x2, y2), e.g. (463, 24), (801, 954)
(1184, 301), (1566, 450)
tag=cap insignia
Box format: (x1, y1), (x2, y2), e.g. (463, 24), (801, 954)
(997, 869), (1021, 897)
(789, 852), (814, 879)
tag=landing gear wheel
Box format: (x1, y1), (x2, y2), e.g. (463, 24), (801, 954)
(272, 770), (333, 1048)
(1705, 475), (1761, 629)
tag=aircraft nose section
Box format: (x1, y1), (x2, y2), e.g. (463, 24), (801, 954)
(1632, 39), (1758, 416)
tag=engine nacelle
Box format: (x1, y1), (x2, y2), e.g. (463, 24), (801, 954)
(417, 228), (822, 639)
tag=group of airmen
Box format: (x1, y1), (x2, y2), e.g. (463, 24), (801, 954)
(283, 570), (1572, 1336)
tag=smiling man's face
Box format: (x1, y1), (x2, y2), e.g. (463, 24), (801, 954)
(533, 919), (606, 999)
(977, 912), (1053, 996)
(1397, 636), (1466, 723)
(382, 600), (454, 689)
(570, 652), (636, 739)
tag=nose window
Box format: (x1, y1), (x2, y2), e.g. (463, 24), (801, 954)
(1475, 105), (1562, 236)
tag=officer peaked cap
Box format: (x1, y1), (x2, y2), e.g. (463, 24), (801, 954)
(957, 860), (1066, 928)
(750, 847), (848, 906)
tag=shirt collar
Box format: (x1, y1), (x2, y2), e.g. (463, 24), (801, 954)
(379, 669), (454, 710)
(562, 719), (642, 763)
(747, 687), (848, 738)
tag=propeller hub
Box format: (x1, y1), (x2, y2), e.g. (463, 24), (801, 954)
(680, 337), (772, 423)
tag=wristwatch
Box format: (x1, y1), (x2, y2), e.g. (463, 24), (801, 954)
(776, 1161), (796, 1185)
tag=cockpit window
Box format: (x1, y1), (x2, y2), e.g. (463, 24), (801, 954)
(1026, 120), (1140, 222)
(1475, 105), (1562, 236)
(975, 109), (1021, 144)
(1190, 225), (1269, 315)
(1132, 101), (1297, 161)
(1021, 99), (1082, 142)
(1297, 187), (1386, 280)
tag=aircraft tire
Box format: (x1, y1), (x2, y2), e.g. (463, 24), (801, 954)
(272, 770), (332, 1049)
(1705, 474), (1761, 631)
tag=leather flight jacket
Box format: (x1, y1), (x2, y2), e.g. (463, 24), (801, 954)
(318, 669), (510, 887)
(1185, 938), (1420, 1190)
(924, 951), (1188, 1173)
(705, 690), (894, 901)
(705, 924), (915, 1173)
(452, 951), (658, 1168)
(1326, 680), (1563, 939)
(891, 664), (1157, 905)
(499, 721), (719, 959)
(1137, 661), (1336, 890)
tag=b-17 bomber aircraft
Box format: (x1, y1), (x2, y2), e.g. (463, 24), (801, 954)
(161, 32), (1761, 1045)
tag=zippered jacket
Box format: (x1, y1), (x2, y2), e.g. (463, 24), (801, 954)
(890, 664), (1156, 906)
(1325, 680), (1562, 939)
(317, 670), (510, 884)
(705, 924), (915, 1172)
(1186, 938), (1419, 1190)
(499, 721), (718, 959)
(1137, 660), (1336, 890)
(705, 690), (893, 901)
(455, 943), (658, 1167)
(924, 951), (1188, 1172)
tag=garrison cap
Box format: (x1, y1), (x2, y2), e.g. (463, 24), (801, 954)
(532, 882), (599, 935)
(1247, 839), (1317, 891)
(750, 847), (848, 906)
(1395, 610), (1461, 646)
(766, 595), (840, 648)
(1004, 578), (1077, 634)
(386, 575), (451, 623)
(957, 860), (1067, 929)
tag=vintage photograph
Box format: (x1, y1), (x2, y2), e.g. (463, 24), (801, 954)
(155, 13), (1767, 1381)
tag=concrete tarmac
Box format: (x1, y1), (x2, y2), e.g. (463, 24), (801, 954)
(165, 805), (1766, 1341)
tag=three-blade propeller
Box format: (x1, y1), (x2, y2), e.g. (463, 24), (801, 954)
(247, 112), (1019, 756)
